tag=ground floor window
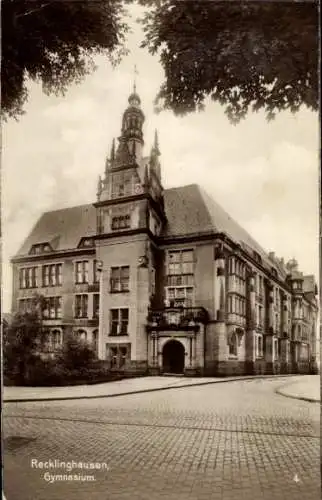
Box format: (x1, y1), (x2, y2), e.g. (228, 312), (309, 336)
(106, 343), (130, 369)
(255, 333), (263, 358)
(273, 337), (279, 360)
(92, 329), (98, 353)
(229, 332), (238, 357)
(75, 329), (87, 342)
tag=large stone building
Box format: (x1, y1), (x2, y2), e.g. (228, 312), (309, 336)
(11, 87), (319, 376)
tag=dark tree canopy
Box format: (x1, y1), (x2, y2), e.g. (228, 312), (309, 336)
(139, 0), (318, 122)
(1, 0), (318, 123)
(1, 0), (129, 119)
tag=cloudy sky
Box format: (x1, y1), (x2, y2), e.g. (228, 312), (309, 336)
(2, 3), (319, 312)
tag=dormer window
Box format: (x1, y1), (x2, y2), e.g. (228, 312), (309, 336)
(78, 238), (94, 248)
(29, 243), (52, 255)
(253, 251), (262, 264)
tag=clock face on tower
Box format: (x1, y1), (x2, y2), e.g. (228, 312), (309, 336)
(134, 183), (143, 194)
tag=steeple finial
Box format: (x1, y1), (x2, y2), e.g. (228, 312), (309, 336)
(133, 64), (138, 94)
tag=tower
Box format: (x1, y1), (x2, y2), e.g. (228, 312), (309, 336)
(94, 83), (166, 371)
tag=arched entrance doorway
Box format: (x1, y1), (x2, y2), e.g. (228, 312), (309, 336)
(162, 340), (185, 374)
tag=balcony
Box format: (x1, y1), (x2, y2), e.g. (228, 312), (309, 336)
(146, 307), (209, 332)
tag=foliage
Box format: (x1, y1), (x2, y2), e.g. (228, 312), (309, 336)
(1, 0), (129, 119)
(138, 0), (318, 122)
(57, 336), (96, 371)
(3, 307), (45, 384)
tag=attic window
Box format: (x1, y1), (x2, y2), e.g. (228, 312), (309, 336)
(79, 238), (94, 248)
(271, 267), (278, 278)
(253, 251), (262, 264)
(30, 243), (52, 255)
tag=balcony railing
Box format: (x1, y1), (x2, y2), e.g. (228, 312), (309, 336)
(146, 307), (209, 332)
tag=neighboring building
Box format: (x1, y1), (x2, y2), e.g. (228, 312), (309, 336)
(10, 87), (319, 376)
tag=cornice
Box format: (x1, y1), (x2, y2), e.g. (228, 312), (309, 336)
(11, 247), (95, 264)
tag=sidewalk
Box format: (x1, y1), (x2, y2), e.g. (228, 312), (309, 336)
(3, 373), (306, 403)
(275, 375), (320, 403)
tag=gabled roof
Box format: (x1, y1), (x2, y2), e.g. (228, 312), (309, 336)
(16, 204), (96, 256)
(163, 184), (282, 278)
(13, 184), (290, 283)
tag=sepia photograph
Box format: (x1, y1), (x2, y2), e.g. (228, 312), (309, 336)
(1, 1), (320, 499)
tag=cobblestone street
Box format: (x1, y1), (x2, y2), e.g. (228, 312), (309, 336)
(3, 377), (320, 500)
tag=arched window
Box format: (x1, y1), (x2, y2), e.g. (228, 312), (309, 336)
(75, 329), (87, 342)
(51, 329), (62, 349)
(229, 332), (238, 356)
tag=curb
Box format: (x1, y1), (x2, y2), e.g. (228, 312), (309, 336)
(275, 383), (320, 404)
(4, 374), (298, 403)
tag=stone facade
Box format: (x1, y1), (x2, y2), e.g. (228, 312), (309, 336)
(10, 88), (319, 376)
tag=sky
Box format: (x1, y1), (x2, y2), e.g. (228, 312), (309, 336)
(1, 3), (319, 313)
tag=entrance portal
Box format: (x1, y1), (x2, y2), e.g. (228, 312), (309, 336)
(162, 340), (185, 374)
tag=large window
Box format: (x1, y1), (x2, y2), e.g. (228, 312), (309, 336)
(18, 298), (33, 312)
(255, 333), (263, 358)
(166, 249), (194, 307)
(111, 172), (132, 199)
(229, 332), (238, 357)
(111, 215), (131, 230)
(110, 308), (129, 335)
(75, 329), (87, 342)
(107, 344), (130, 369)
(93, 294), (100, 318)
(228, 295), (246, 316)
(110, 266), (130, 292)
(19, 267), (38, 289)
(75, 261), (88, 284)
(75, 294), (88, 318)
(43, 297), (62, 319)
(93, 260), (100, 283)
(42, 264), (62, 287)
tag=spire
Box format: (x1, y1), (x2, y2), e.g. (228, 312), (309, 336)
(110, 138), (115, 161)
(97, 175), (102, 197)
(153, 129), (160, 155)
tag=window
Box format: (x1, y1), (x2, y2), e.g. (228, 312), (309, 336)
(110, 266), (130, 292)
(107, 344), (130, 368)
(19, 267), (38, 289)
(229, 332), (238, 356)
(255, 334), (263, 358)
(51, 329), (62, 349)
(119, 346), (128, 368)
(273, 338), (279, 360)
(42, 264), (62, 286)
(93, 294), (100, 318)
(18, 298), (33, 312)
(75, 329), (87, 342)
(93, 260), (100, 283)
(111, 172), (132, 199)
(30, 243), (52, 255)
(258, 305), (263, 327)
(111, 215), (131, 230)
(92, 330), (98, 352)
(151, 268), (156, 296)
(43, 297), (62, 319)
(110, 347), (118, 367)
(166, 249), (194, 307)
(75, 294), (88, 318)
(75, 261), (88, 284)
(110, 308), (129, 335)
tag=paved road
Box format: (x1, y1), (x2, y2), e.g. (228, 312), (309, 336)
(3, 378), (320, 500)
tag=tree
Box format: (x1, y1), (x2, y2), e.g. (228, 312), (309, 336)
(1, 0), (129, 119)
(3, 296), (45, 384)
(139, 0), (318, 123)
(57, 335), (96, 372)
